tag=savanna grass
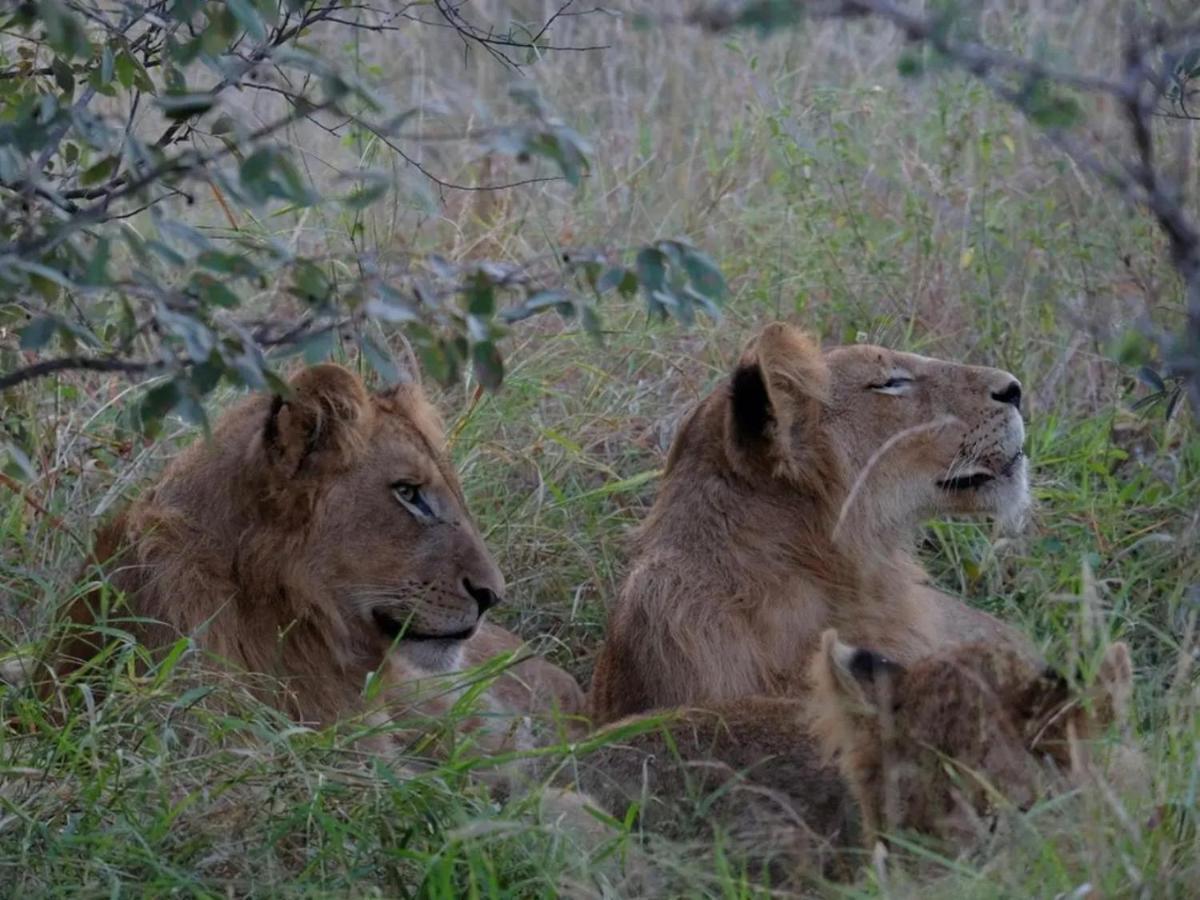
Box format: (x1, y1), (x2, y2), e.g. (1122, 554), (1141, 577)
(3, 1), (1199, 896)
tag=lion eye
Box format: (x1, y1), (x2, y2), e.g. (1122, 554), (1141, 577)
(869, 375), (913, 395)
(392, 482), (434, 520)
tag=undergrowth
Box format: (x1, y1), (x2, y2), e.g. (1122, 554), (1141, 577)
(3, 1), (1198, 897)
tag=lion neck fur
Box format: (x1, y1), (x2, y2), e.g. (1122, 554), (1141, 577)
(638, 391), (938, 679)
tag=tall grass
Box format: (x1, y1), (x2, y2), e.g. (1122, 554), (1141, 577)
(2, 1), (1198, 895)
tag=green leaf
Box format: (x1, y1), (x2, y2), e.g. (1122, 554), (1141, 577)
(227, 0), (267, 41)
(500, 289), (572, 323)
(414, 336), (453, 385)
(196, 250), (261, 278)
(596, 267), (629, 295)
(146, 239), (186, 268)
(365, 287), (417, 323)
(299, 329), (335, 365)
(1112, 328), (1153, 366)
(897, 51), (925, 78)
(635, 247), (666, 292)
(139, 381), (181, 432)
(465, 272), (495, 318)
(173, 391), (207, 427)
(19, 316), (58, 350)
(52, 57), (74, 95)
(580, 303), (603, 341)
(358, 332), (400, 385)
(2, 442), (38, 482)
(40, 0), (93, 59)
(159, 309), (214, 361)
(471, 340), (504, 391)
(530, 128), (590, 187)
(1025, 81), (1084, 129)
(82, 236), (111, 286)
(80, 155), (118, 186)
(193, 275), (240, 309)
(190, 359), (224, 395)
(114, 49), (135, 89)
(239, 148), (316, 206)
(343, 181), (389, 210)
(290, 261), (332, 306)
(680, 246), (728, 303)
(616, 269), (639, 299)
(636, 246), (668, 316)
(1136, 366), (1165, 393)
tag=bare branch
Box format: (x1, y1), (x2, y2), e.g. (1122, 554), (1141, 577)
(0, 355), (169, 392)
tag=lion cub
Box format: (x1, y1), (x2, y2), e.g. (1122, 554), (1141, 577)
(550, 631), (1133, 886)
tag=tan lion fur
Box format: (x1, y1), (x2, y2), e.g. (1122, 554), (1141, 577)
(808, 629), (1135, 849)
(590, 322), (1035, 723)
(547, 632), (1133, 889)
(47, 364), (583, 742)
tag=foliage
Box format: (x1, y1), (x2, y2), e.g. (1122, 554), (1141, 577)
(690, 0), (1200, 417)
(0, 1), (727, 435)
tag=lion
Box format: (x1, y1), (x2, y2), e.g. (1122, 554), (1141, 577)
(546, 631), (1133, 889)
(46, 363), (584, 742)
(807, 630), (1135, 851)
(590, 321), (1035, 724)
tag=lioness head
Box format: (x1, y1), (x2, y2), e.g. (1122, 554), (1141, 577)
(810, 629), (1133, 849)
(256, 365), (506, 672)
(720, 322), (1029, 536)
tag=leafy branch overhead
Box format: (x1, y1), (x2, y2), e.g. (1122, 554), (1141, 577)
(0, 1), (727, 436)
(691, 0), (1200, 416)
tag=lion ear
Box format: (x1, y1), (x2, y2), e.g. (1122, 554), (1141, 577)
(809, 629), (899, 849)
(263, 364), (370, 481)
(809, 629), (904, 761)
(815, 628), (903, 715)
(728, 322), (828, 464)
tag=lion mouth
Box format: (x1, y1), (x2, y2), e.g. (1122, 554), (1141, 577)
(372, 610), (477, 643)
(938, 451), (1024, 491)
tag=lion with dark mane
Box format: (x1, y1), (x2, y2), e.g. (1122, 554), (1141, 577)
(591, 321), (1035, 724)
(49, 363), (583, 741)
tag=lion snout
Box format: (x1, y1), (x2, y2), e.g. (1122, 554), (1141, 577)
(463, 578), (502, 615)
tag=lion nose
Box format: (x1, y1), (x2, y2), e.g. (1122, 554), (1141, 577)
(991, 380), (1022, 410)
(463, 579), (501, 615)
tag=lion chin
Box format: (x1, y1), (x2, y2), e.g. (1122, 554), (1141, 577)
(49, 363), (585, 748)
(589, 321), (1039, 725)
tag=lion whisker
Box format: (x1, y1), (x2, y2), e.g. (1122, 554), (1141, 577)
(943, 449), (982, 482)
(833, 415), (960, 547)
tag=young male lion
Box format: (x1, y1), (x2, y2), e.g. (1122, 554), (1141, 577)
(549, 631), (1133, 888)
(47, 364), (583, 742)
(590, 321), (1035, 723)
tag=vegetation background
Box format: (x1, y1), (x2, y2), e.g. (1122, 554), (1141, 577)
(2, 0), (1198, 896)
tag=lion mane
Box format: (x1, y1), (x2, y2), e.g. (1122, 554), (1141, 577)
(49, 364), (583, 739)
